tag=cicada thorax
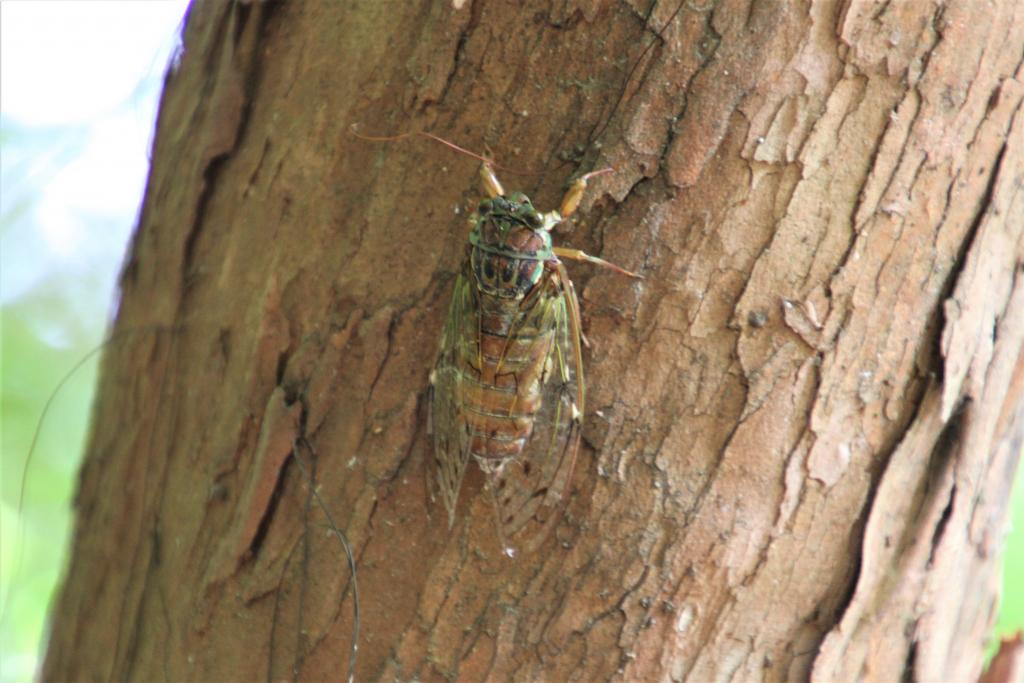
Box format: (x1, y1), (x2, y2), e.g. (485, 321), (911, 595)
(468, 193), (551, 298)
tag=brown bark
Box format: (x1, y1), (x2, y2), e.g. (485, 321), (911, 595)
(981, 634), (1024, 683)
(43, 1), (1023, 681)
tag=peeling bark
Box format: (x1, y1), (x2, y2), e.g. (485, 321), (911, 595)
(44, 1), (1023, 681)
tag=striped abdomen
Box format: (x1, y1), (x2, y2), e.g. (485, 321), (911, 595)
(458, 282), (556, 461)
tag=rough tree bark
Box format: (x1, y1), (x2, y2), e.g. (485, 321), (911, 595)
(43, 1), (1022, 681)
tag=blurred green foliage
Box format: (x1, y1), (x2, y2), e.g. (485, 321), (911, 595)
(996, 466), (1024, 643)
(1, 299), (103, 681)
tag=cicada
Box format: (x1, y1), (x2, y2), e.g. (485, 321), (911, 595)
(430, 160), (639, 555)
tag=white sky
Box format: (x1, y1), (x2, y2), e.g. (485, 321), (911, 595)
(0, 0), (190, 314)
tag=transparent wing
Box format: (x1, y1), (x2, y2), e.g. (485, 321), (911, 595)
(430, 266), (478, 527)
(488, 270), (583, 554)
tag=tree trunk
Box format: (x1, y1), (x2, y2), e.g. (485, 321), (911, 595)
(43, 1), (1023, 681)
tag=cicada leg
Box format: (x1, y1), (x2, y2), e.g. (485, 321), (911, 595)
(479, 161), (505, 198)
(550, 167), (642, 278)
(552, 247), (642, 279)
(558, 167), (614, 217)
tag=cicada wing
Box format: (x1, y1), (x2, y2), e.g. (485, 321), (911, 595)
(488, 273), (584, 554)
(430, 268), (478, 527)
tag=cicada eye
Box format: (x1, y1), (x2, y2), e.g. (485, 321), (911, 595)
(526, 212), (543, 228)
(479, 199), (493, 213)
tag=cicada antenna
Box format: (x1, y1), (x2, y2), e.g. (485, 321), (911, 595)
(350, 124), (538, 176)
(579, 166), (616, 182)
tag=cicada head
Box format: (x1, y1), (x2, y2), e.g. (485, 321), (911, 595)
(469, 192), (555, 299)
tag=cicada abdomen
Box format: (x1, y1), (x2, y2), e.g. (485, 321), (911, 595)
(431, 162), (639, 555)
